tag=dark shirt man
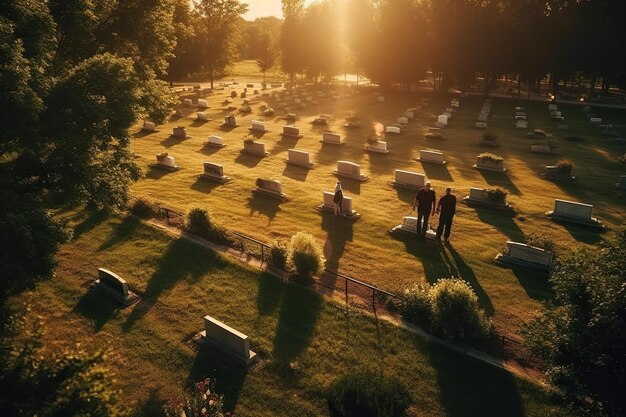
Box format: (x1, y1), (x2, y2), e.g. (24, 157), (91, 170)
(413, 182), (436, 237)
(436, 187), (457, 242)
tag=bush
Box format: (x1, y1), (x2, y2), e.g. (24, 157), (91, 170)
(327, 371), (411, 417)
(527, 128), (548, 138)
(546, 137), (558, 151)
(366, 135), (378, 145)
(477, 152), (503, 162)
(185, 207), (232, 245)
(482, 131), (498, 142)
(485, 186), (508, 205)
(399, 282), (432, 324)
(555, 158), (573, 175)
(129, 197), (156, 218)
(430, 278), (492, 340)
(287, 232), (325, 277)
(525, 233), (557, 255)
(269, 239), (288, 270)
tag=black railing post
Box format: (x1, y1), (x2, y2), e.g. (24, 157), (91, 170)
(372, 290), (376, 314)
(261, 244), (264, 265)
(345, 277), (348, 306)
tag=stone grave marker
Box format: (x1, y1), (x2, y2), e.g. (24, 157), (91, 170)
(205, 135), (226, 148)
(546, 199), (603, 228)
(183, 98), (192, 106)
(320, 191), (358, 218)
(531, 144), (551, 153)
(590, 117), (602, 123)
(417, 149), (447, 164)
(392, 169), (426, 190)
(253, 178), (288, 200)
(95, 268), (139, 307)
(197, 99), (209, 109)
(200, 315), (257, 366)
(335, 161), (368, 181)
(390, 216), (437, 239)
(516, 120), (528, 129)
(437, 114), (448, 126)
(366, 140), (389, 154)
(616, 175), (626, 189)
(542, 165), (575, 181)
(321, 131), (342, 145)
(473, 155), (506, 172)
(173, 126), (188, 139)
(286, 149), (314, 168)
(242, 141), (268, 157)
(282, 125), (303, 138)
(462, 187), (510, 209)
(496, 242), (553, 271)
(142, 121), (158, 132)
(478, 113), (488, 122)
(397, 116), (409, 125)
(154, 153), (179, 171)
(196, 112), (211, 121)
(249, 120), (269, 132)
(548, 104), (557, 111)
(223, 115), (238, 127)
(199, 162), (231, 183)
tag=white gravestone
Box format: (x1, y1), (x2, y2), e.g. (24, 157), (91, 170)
(286, 149), (314, 168)
(515, 106), (525, 111)
(515, 115), (526, 121)
(434, 121), (446, 129)
(282, 125), (302, 138)
(397, 116), (409, 125)
(95, 268), (139, 307)
(321, 131), (342, 145)
(200, 315), (257, 365)
(200, 162), (230, 183)
(590, 117), (602, 124)
(390, 216), (436, 239)
(254, 178), (287, 200)
(155, 153), (179, 171)
(515, 111), (526, 117)
(443, 111), (452, 119)
(462, 187), (509, 208)
(478, 113), (488, 122)
(531, 144), (551, 153)
(196, 112), (211, 121)
(242, 141), (268, 157)
(475, 121), (488, 129)
(173, 126), (188, 138)
(250, 120), (269, 132)
(546, 199), (603, 228)
(321, 191), (357, 217)
(437, 115), (448, 126)
(366, 140), (389, 153)
(197, 99), (209, 108)
(142, 121), (157, 132)
(516, 120), (528, 129)
(542, 165), (575, 181)
(496, 242), (553, 271)
(417, 149), (446, 164)
(183, 98), (192, 106)
(616, 175), (626, 189)
(392, 169), (426, 190)
(206, 135), (225, 148)
(386, 126), (401, 134)
(335, 161), (368, 181)
(474, 155), (506, 172)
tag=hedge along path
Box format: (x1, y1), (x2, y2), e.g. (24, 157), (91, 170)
(146, 215), (542, 381)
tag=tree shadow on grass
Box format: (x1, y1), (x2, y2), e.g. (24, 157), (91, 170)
(246, 195), (282, 224)
(187, 346), (248, 413)
(131, 130), (155, 139)
(257, 272), (285, 316)
(421, 163), (453, 181)
(272, 284), (322, 364)
(510, 266), (554, 300)
(427, 340), (524, 417)
(133, 389), (164, 417)
(160, 135), (188, 148)
(71, 210), (109, 239)
(477, 170), (522, 196)
(282, 163), (310, 182)
(98, 215), (141, 252)
(123, 238), (226, 330)
(321, 213), (354, 271)
(73, 286), (118, 332)
(474, 207), (525, 242)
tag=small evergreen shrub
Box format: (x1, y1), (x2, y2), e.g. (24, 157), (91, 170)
(430, 278), (492, 340)
(130, 197), (155, 218)
(287, 232), (325, 278)
(525, 233), (557, 256)
(269, 239), (288, 270)
(477, 152), (503, 162)
(485, 186), (508, 205)
(327, 371), (411, 417)
(185, 207), (232, 245)
(555, 158), (573, 175)
(399, 282), (432, 324)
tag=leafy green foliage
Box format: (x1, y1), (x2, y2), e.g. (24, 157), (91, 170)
(398, 282), (432, 325)
(327, 370), (411, 417)
(185, 207), (232, 245)
(270, 239), (288, 270)
(523, 230), (626, 417)
(430, 278), (492, 341)
(485, 186), (508, 205)
(287, 232), (325, 278)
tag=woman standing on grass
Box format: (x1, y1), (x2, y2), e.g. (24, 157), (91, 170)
(333, 181), (343, 216)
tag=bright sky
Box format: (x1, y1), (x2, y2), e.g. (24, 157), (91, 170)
(244, 0), (315, 21)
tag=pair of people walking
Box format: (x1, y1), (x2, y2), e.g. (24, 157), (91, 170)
(412, 182), (456, 242)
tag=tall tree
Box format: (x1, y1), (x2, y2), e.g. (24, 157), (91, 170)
(256, 31), (276, 82)
(281, 0), (305, 82)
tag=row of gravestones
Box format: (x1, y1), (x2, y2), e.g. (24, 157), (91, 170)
(475, 99), (491, 129)
(433, 98), (459, 130)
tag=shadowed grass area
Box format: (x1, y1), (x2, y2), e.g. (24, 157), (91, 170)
(9, 213), (576, 417)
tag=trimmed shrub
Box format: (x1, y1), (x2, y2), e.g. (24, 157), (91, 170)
(430, 278), (492, 340)
(555, 158), (573, 175)
(185, 207), (232, 245)
(327, 371), (411, 417)
(525, 233), (557, 256)
(287, 232), (325, 278)
(527, 128), (548, 138)
(482, 131), (498, 142)
(269, 239), (288, 270)
(485, 186), (508, 205)
(477, 152), (503, 162)
(546, 137), (558, 152)
(129, 197), (155, 218)
(399, 282), (432, 324)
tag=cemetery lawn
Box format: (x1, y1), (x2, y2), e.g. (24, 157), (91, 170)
(11, 211), (576, 417)
(130, 61), (626, 339)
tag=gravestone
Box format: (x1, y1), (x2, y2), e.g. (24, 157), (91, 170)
(282, 125), (303, 138)
(154, 153), (179, 171)
(515, 115), (526, 121)
(197, 99), (209, 109)
(397, 116), (409, 125)
(437, 115), (448, 126)
(321, 131), (342, 145)
(286, 149), (314, 168)
(223, 115), (238, 127)
(173, 126), (188, 139)
(548, 104), (557, 111)
(515, 111), (526, 117)
(616, 175), (626, 189)
(516, 120), (528, 129)
(242, 141), (268, 157)
(183, 98), (192, 106)
(417, 149), (446, 164)
(462, 187), (510, 209)
(531, 144), (551, 153)
(196, 112), (211, 121)
(249, 120), (269, 133)
(142, 121), (157, 132)
(546, 199), (603, 229)
(200, 162), (231, 183)
(542, 165), (575, 181)
(392, 169), (426, 190)
(200, 315), (257, 366)
(515, 106), (525, 111)
(253, 178), (287, 200)
(443, 111), (452, 119)
(475, 121), (488, 129)
(405, 110), (415, 120)
(496, 242), (553, 271)
(205, 135), (226, 148)
(590, 117), (602, 123)
(390, 216), (436, 239)
(366, 140), (389, 153)
(473, 155), (506, 172)
(320, 191), (358, 217)
(434, 121), (446, 129)
(478, 113), (488, 122)
(246, 83), (254, 88)
(230, 90), (237, 98)
(95, 268), (139, 306)
(335, 161), (368, 181)
(386, 126), (401, 134)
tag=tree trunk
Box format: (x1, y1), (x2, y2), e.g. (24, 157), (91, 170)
(517, 73), (521, 101)
(209, 62), (214, 90)
(589, 71), (597, 98)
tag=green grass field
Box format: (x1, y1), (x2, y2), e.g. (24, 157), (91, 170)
(10, 211), (577, 416)
(130, 63), (626, 338)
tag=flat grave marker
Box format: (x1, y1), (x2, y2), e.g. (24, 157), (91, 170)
(496, 241), (553, 271)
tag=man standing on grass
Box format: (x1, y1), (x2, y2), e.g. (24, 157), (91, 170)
(436, 187), (456, 243)
(413, 181), (436, 238)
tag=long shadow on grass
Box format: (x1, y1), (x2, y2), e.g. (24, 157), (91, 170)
(144, 166), (175, 180)
(98, 215), (141, 252)
(190, 177), (223, 194)
(474, 207), (524, 242)
(552, 219), (603, 245)
(187, 346), (248, 412)
(445, 245), (494, 316)
(74, 286), (118, 331)
(282, 164), (310, 182)
(246, 195), (282, 224)
(269, 135), (300, 154)
(132, 390), (164, 417)
(321, 212), (354, 271)
(257, 272), (285, 316)
(336, 177), (361, 195)
(123, 238), (226, 330)
(477, 170), (522, 196)
(272, 283), (323, 364)
(71, 210), (109, 239)
(420, 162), (453, 182)
(160, 135), (189, 148)
(427, 341), (524, 417)
(234, 152), (264, 168)
(510, 266), (554, 300)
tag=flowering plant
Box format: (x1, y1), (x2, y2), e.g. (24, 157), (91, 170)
(163, 378), (231, 417)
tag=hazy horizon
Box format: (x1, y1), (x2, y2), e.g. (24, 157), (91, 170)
(244, 0), (315, 20)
